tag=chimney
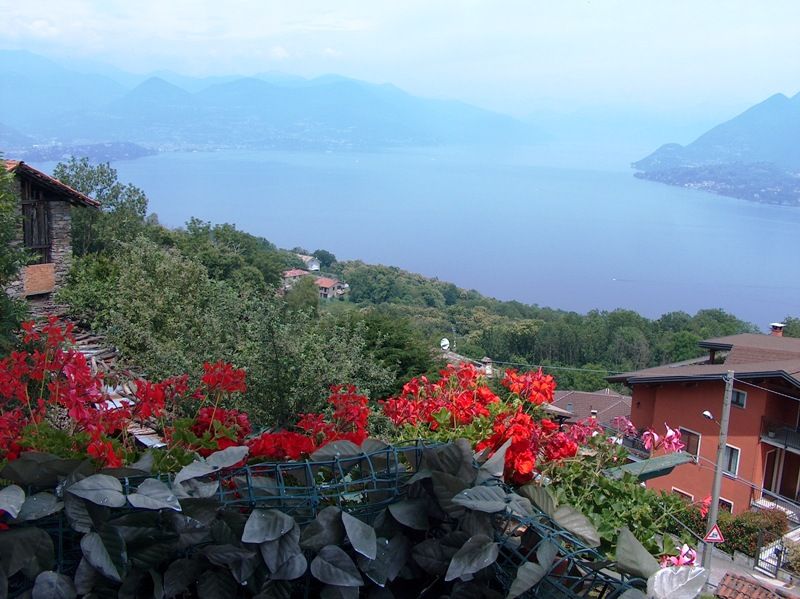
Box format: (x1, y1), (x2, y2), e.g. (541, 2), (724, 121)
(770, 323), (786, 337)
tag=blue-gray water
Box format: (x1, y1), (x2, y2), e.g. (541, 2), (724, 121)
(35, 143), (799, 326)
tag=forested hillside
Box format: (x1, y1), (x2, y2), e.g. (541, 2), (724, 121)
(4, 158), (795, 426)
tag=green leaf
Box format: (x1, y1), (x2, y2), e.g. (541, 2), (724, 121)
(616, 527), (660, 580)
(475, 438), (511, 484)
(0, 485), (24, 518)
(0, 453), (82, 487)
(553, 505), (601, 548)
(163, 558), (201, 598)
(311, 545), (363, 587)
(32, 571), (76, 599)
(444, 534), (499, 582)
(243, 509), (295, 544)
(536, 539), (559, 568)
(452, 485), (508, 513)
(206, 446), (248, 469)
(422, 440), (475, 483)
(15, 492), (62, 521)
(260, 523), (301, 572)
(270, 553), (308, 580)
(310, 440), (361, 461)
(412, 538), (459, 576)
(201, 544), (256, 568)
(130, 451), (155, 473)
(196, 569), (237, 599)
(507, 562), (547, 599)
(342, 512), (377, 560)
(80, 528), (127, 583)
(173, 461), (214, 485)
(67, 474), (126, 508)
(388, 499), (428, 530)
(461, 511), (493, 538)
(127, 478), (182, 511)
(431, 471), (469, 518)
(300, 506), (343, 551)
(64, 493), (94, 533)
(73, 558), (98, 595)
(516, 484), (557, 517)
(0, 527), (54, 578)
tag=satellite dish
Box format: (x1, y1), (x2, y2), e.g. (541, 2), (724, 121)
(440, 338), (450, 351)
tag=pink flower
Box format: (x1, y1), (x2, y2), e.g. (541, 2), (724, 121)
(698, 496), (711, 518)
(661, 544), (697, 567)
(642, 429), (660, 451)
(662, 423), (685, 453)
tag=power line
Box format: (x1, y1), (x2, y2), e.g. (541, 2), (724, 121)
(733, 377), (800, 403)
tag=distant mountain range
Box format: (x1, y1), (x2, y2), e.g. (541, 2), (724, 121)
(634, 92), (800, 206)
(0, 50), (537, 155)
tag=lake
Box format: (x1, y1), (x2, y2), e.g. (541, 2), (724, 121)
(34, 143), (800, 326)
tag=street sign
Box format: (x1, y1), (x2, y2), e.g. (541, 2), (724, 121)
(703, 524), (725, 544)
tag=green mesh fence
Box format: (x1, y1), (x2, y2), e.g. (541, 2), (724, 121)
(495, 505), (646, 598)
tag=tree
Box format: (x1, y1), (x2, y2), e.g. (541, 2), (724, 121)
(284, 276), (319, 315)
(52, 157), (148, 255)
(312, 248), (337, 269)
(783, 317), (800, 338)
(0, 160), (26, 353)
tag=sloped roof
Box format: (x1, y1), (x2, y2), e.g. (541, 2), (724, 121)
(553, 388), (631, 423)
(715, 572), (783, 599)
(283, 268), (309, 278)
(314, 277), (339, 288)
(609, 332), (800, 391)
(4, 160), (100, 208)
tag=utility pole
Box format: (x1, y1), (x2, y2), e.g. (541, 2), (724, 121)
(702, 370), (734, 572)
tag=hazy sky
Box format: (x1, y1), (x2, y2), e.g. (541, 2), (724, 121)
(1, 0), (798, 118)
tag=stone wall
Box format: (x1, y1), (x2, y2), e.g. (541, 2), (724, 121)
(5, 175), (74, 298)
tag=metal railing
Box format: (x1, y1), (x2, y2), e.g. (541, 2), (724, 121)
(751, 486), (800, 525)
(761, 419), (800, 453)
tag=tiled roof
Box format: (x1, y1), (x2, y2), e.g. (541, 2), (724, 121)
(700, 333), (800, 355)
(314, 277), (339, 288)
(283, 268), (309, 278)
(553, 388), (631, 423)
(4, 160), (100, 208)
(715, 572), (781, 599)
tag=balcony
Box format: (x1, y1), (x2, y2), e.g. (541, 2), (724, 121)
(761, 419), (800, 454)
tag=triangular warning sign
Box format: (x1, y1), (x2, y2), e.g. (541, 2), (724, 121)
(704, 523), (725, 543)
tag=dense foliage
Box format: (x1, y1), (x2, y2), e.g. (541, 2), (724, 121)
(0, 160), (26, 353)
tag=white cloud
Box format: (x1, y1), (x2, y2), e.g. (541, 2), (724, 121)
(269, 45), (289, 60)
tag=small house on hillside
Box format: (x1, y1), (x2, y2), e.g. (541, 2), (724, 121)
(282, 268), (310, 288)
(314, 276), (347, 300)
(296, 254), (320, 272)
(4, 160), (99, 297)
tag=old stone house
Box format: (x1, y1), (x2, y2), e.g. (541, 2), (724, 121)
(4, 160), (99, 297)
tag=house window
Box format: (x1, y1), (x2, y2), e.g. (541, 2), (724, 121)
(718, 497), (733, 513)
(732, 389), (746, 408)
(672, 488), (694, 502)
(723, 445), (740, 477)
(21, 181), (51, 264)
(679, 428), (701, 459)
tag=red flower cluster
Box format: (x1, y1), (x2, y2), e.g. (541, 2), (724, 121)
(201, 361), (247, 395)
(502, 368), (556, 404)
(380, 364), (499, 430)
(248, 431), (316, 461)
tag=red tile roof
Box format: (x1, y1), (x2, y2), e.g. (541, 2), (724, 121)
(715, 572), (782, 599)
(283, 268), (309, 278)
(553, 388), (631, 423)
(314, 277), (339, 288)
(4, 160), (100, 208)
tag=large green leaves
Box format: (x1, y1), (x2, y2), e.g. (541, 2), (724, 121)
(616, 527), (660, 579)
(16, 492), (63, 521)
(260, 523), (302, 572)
(444, 534), (499, 582)
(67, 474), (126, 508)
(127, 478), (181, 511)
(388, 499), (428, 530)
(0, 526), (54, 578)
(452, 485), (508, 514)
(341, 512), (376, 560)
(32, 571), (77, 599)
(553, 505), (600, 548)
(80, 527), (128, 583)
(242, 509), (295, 544)
(0, 485), (24, 518)
(311, 545), (363, 587)
(300, 506), (344, 551)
